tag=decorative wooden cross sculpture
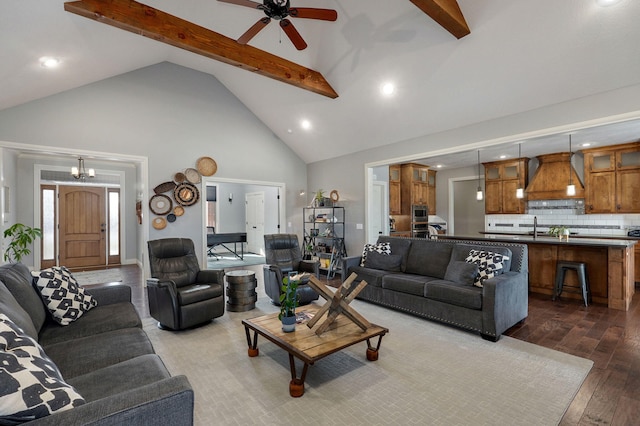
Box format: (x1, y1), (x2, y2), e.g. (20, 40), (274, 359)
(305, 273), (371, 335)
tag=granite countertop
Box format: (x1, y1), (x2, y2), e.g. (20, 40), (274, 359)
(479, 231), (640, 241)
(439, 234), (637, 248)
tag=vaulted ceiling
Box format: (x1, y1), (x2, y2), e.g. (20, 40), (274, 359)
(3, 1), (640, 164)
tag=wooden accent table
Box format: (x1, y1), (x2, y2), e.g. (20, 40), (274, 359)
(242, 304), (388, 397)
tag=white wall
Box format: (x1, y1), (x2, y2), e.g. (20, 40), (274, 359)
(0, 62), (307, 269)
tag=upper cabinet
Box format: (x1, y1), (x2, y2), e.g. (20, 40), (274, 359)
(583, 141), (640, 214)
(483, 158), (528, 214)
(389, 164), (402, 215)
(400, 163), (436, 215)
(427, 169), (437, 215)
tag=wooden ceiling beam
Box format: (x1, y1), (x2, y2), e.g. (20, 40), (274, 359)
(409, 0), (470, 39)
(64, 0), (338, 98)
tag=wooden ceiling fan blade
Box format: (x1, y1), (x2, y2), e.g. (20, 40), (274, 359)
(217, 0), (263, 10)
(280, 19), (307, 50)
(289, 8), (338, 21)
(237, 17), (271, 44)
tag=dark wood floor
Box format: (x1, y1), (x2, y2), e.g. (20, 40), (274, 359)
(505, 290), (640, 425)
(117, 264), (640, 425)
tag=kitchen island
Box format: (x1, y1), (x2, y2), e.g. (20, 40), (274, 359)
(438, 234), (636, 311)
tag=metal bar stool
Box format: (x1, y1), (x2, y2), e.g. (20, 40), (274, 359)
(553, 261), (591, 306)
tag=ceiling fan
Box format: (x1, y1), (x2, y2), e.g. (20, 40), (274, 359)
(218, 0), (338, 50)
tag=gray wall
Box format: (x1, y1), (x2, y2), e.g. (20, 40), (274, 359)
(308, 83), (640, 257)
(0, 62), (307, 269)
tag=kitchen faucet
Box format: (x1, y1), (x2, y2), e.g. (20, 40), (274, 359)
(533, 216), (538, 239)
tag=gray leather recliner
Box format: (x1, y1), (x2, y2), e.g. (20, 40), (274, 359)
(147, 238), (225, 330)
(263, 234), (319, 306)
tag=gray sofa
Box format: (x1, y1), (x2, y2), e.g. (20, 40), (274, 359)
(0, 262), (193, 425)
(342, 236), (528, 341)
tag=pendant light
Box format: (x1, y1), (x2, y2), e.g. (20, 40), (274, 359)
(566, 135), (576, 196)
(476, 150), (484, 201)
(71, 157), (95, 181)
(516, 143), (524, 199)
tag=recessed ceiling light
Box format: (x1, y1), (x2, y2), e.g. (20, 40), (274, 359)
(499, 154), (507, 159)
(435, 164), (443, 168)
(596, 0), (622, 6)
(581, 142), (592, 147)
(300, 119), (311, 130)
(39, 56), (61, 68)
(287, 128), (293, 134)
(380, 82), (395, 96)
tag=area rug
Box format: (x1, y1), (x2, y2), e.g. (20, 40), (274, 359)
(207, 252), (265, 270)
(72, 269), (123, 285)
(143, 291), (592, 426)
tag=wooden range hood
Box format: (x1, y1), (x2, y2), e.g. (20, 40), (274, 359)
(525, 152), (585, 200)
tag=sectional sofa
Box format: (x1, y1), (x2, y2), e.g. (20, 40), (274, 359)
(0, 262), (193, 425)
(342, 236), (529, 341)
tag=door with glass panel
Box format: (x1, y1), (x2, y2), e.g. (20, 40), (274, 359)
(40, 185), (120, 269)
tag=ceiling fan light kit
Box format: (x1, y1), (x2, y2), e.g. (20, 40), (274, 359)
(218, 0), (337, 50)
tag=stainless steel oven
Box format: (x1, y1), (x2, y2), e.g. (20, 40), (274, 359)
(411, 205), (428, 238)
(411, 205), (428, 222)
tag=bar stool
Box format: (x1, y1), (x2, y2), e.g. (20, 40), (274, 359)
(553, 261), (591, 306)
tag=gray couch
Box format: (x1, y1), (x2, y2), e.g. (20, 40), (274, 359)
(0, 262), (193, 425)
(342, 236), (528, 341)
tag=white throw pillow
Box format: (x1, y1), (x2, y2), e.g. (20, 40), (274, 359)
(0, 314), (85, 422)
(465, 250), (509, 288)
(31, 266), (97, 326)
(360, 242), (391, 267)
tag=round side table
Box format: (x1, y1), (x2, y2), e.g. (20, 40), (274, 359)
(225, 270), (257, 312)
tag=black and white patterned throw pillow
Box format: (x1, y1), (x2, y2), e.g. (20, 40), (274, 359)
(360, 242), (391, 267)
(465, 250), (509, 288)
(0, 314), (85, 422)
(31, 266), (97, 326)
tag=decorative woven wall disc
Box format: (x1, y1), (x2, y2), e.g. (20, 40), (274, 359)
(174, 182), (200, 206)
(196, 156), (217, 176)
(149, 194), (172, 215)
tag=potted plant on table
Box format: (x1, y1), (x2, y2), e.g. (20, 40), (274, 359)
(279, 273), (300, 333)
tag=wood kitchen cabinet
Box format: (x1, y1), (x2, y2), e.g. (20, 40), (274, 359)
(583, 142), (640, 213)
(400, 163), (435, 214)
(635, 243), (640, 283)
(389, 164), (401, 215)
(483, 158), (528, 214)
(427, 169), (437, 215)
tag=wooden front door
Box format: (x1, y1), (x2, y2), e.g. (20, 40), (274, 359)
(59, 186), (106, 268)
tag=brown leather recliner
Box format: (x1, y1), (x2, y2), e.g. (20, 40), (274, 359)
(263, 234), (319, 306)
(147, 238), (225, 330)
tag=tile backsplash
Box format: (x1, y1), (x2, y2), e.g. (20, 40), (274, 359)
(486, 199), (640, 236)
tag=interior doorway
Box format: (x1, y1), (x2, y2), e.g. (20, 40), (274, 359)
(450, 177), (485, 236)
(368, 181), (388, 244)
(202, 178), (284, 260)
(245, 191), (265, 255)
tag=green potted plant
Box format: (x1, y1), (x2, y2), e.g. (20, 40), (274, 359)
(279, 273), (300, 332)
(314, 189), (326, 207)
(3, 223), (42, 263)
(548, 226), (568, 239)
(303, 243), (313, 260)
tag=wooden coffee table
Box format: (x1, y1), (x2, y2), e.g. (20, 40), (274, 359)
(242, 304), (388, 397)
